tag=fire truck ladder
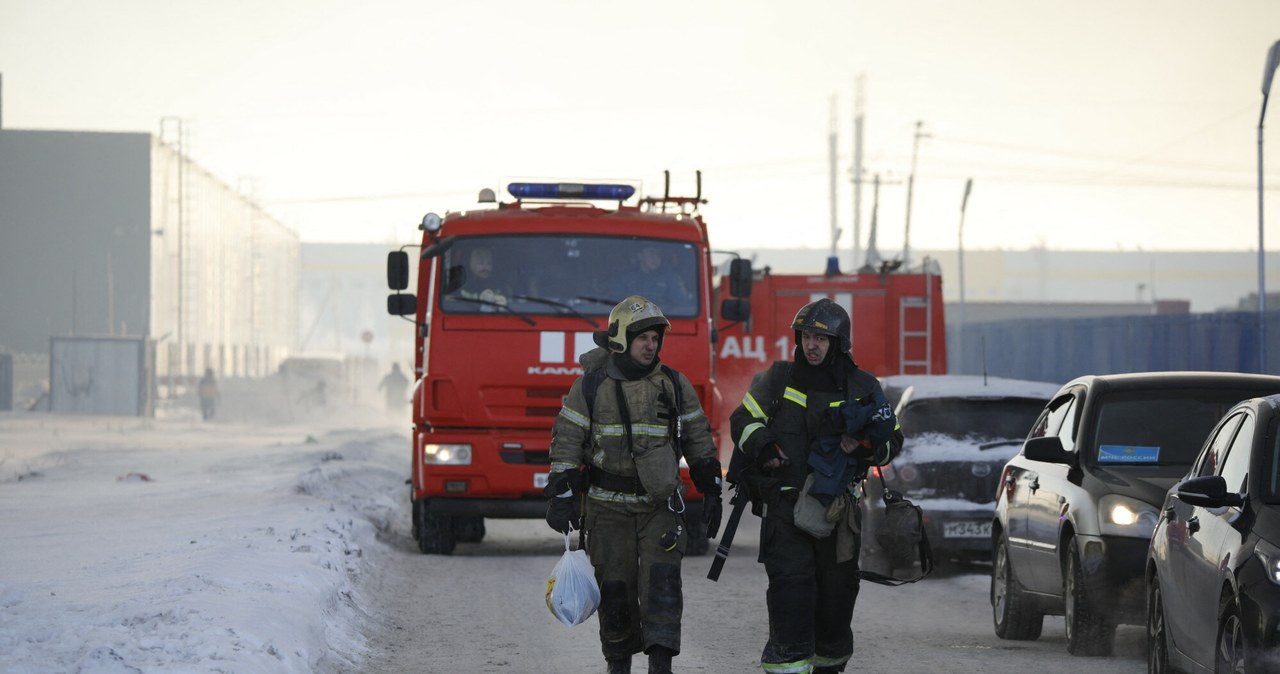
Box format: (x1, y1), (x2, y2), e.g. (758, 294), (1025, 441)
(898, 294), (933, 375)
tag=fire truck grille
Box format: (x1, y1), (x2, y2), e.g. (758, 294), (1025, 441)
(526, 387), (571, 418)
(500, 450), (551, 465)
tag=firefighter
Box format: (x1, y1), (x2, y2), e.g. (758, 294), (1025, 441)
(728, 298), (903, 673)
(544, 295), (722, 674)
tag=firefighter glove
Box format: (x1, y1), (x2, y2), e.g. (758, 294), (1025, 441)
(756, 443), (791, 470)
(690, 458), (723, 497)
(545, 494), (581, 534)
(541, 467), (585, 499)
(702, 493), (723, 539)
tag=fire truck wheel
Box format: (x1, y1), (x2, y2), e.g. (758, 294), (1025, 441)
(416, 512), (457, 555)
(411, 500), (426, 541)
(451, 516), (486, 543)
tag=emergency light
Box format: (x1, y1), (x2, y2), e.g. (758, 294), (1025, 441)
(507, 182), (636, 201)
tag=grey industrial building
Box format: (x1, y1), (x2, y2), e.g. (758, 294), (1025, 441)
(0, 115), (299, 410)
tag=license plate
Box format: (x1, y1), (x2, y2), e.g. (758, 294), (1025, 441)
(943, 520), (991, 538)
(533, 472), (549, 489)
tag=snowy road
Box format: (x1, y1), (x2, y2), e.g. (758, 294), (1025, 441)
(359, 514), (1150, 673)
(0, 414), (1148, 673)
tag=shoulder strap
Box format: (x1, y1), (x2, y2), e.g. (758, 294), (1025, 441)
(582, 367), (607, 419)
(766, 361), (792, 418)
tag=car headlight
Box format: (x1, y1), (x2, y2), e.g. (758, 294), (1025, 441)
(1255, 539), (1280, 586)
(1098, 494), (1160, 538)
(423, 443), (472, 465)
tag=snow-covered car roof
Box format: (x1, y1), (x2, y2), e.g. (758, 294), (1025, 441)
(881, 374), (1062, 401)
(883, 375), (1063, 461)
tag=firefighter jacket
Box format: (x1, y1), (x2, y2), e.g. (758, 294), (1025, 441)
(729, 357), (903, 515)
(549, 347), (716, 514)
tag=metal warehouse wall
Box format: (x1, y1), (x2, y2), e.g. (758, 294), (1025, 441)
(948, 311), (1280, 386)
(149, 138), (300, 383)
(0, 127), (300, 401)
(0, 130), (153, 354)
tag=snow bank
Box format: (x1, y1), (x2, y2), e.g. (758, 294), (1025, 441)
(0, 414), (409, 674)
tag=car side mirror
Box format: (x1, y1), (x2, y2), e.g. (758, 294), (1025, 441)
(728, 258), (753, 298)
(1177, 475), (1245, 508)
(1023, 436), (1071, 465)
(387, 251), (410, 290)
(721, 297), (750, 323)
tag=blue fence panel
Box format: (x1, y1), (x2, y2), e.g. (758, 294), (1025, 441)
(949, 311), (1280, 385)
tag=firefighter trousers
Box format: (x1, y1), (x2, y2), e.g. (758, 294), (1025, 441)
(758, 508), (862, 673)
(584, 501), (685, 660)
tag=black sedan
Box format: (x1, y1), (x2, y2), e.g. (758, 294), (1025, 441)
(1147, 394), (1280, 673)
(992, 371), (1280, 657)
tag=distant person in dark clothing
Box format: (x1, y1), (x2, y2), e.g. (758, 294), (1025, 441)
(197, 368), (219, 421)
(378, 363), (409, 411)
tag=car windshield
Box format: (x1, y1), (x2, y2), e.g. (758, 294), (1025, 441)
(437, 235), (700, 318)
(1092, 389), (1263, 466)
(900, 397), (1046, 441)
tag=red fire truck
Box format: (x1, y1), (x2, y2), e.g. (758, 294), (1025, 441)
(386, 177), (751, 555)
(713, 263), (947, 446)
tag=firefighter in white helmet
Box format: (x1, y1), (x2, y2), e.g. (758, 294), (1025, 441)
(544, 295), (722, 674)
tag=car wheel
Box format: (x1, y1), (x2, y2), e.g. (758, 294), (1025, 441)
(1064, 538), (1116, 656)
(992, 535), (1043, 640)
(1148, 577), (1172, 674)
(416, 512), (456, 555)
(1215, 603), (1246, 674)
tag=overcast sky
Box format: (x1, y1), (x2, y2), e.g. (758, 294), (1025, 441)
(3, 0), (1279, 259)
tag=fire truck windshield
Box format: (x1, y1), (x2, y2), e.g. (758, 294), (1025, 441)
(439, 235), (700, 318)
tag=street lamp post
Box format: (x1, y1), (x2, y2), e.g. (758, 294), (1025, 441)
(957, 178), (973, 374)
(1258, 40), (1280, 373)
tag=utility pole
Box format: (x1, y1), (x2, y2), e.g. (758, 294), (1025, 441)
(851, 76), (865, 271)
(903, 120), (929, 268)
(827, 95), (841, 274)
(864, 174), (883, 272)
(957, 178), (973, 374)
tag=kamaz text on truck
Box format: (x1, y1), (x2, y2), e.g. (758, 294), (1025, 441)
(386, 178), (751, 555)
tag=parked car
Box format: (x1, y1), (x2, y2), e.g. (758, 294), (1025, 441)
(1147, 394), (1280, 673)
(991, 371), (1280, 657)
(867, 375), (1060, 568)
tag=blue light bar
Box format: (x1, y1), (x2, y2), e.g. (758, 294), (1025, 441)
(507, 182), (636, 201)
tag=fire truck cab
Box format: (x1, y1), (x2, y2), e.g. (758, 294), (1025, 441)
(387, 178), (750, 555)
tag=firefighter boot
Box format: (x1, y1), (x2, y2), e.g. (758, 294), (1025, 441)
(606, 656), (631, 674)
(647, 646), (675, 674)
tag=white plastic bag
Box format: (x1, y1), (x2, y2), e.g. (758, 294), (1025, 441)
(545, 533), (600, 627)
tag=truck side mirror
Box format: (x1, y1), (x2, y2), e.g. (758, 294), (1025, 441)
(729, 258), (753, 298)
(387, 294), (417, 316)
(388, 251), (410, 290)
(721, 298), (750, 323)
